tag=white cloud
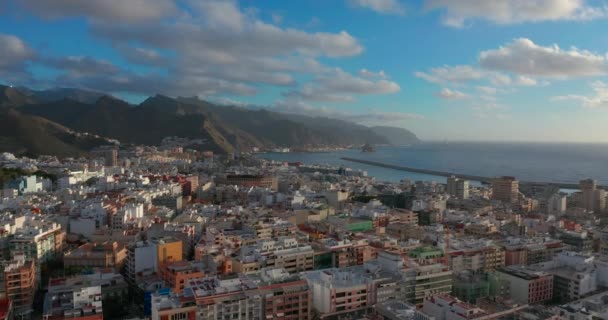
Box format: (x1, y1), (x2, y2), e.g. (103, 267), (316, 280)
(285, 85), (354, 103)
(14, 0), (365, 98)
(479, 38), (608, 78)
(20, 0), (178, 22)
(42, 56), (120, 77)
(415, 65), (513, 86)
(436, 88), (469, 99)
(285, 68), (400, 102)
(348, 0), (405, 15)
(0, 33), (33, 68)
(0, 33), (34, 83)
(424, 0), (608, 27)
(116, 46), (167, 66)
(415, 65), (486, 84)
(359, 68), (387, 79)
(274, 100), (423, 124)
(476, 86), (498, 95)
(553, 81), (608, 108)
(514, 75), (539, 86)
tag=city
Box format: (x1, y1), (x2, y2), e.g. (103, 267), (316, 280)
(3, 1), (608, 320)
(0, 146), (604, 319)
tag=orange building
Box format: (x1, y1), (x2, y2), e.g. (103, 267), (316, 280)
(5, 254), (36, 319)
(159, 261), (204, 294)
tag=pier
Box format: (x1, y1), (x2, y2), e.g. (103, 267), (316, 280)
(340, 157), (588, 190)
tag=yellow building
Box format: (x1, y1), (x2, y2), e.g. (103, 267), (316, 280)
(153, 237), (183, 266)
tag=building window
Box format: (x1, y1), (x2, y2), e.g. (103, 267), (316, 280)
(170, 313), (187, 320)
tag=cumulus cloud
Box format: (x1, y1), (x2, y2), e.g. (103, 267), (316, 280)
(0, 33), (34, 69)
(42, 56), (120, 77)
(476, 86), (499, 95)
(0, 33), (35, 83)
(415, 65), (485, 84)
(514, 75), (539, 86)
(359, 68), (387, 79)
(553, 81), (608, 108)
(20, 0), (178, 22)
(274, 99), (423, 124)
(10, 0), (365, 98)
(415, 65), (512, 86)
(425, 0), (608, 27)
(347, 111), (424, 122)
(348, 0), (405, 15)
(116, 46), (167, 66)
(436, 88), (469, 99)
(479, 38), (608, 78)
(285, 68), (400, 102)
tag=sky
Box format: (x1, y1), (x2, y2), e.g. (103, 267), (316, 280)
(2, 0), (608, 142)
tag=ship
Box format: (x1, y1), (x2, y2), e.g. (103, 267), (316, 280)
(361, 143), (375, 152)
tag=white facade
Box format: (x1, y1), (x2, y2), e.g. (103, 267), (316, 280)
(127, 241), (158, 280)
(72, 285), (102, 311)
(547, 193), (567, 214)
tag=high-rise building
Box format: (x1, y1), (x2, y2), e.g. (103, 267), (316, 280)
(547, 193), (567, 214)
(446, 176), (469, 200)
(491, 176), (519, 204)
(579, 179), (606, 212)
(92, 146), (118, 167)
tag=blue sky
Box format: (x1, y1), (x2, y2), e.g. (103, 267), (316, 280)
(2, 0), (608, 142)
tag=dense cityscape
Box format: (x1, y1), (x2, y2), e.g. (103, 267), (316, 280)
(0, 143), (604, 320)
(5, 0), (608, 319)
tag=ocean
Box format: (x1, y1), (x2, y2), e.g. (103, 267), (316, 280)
(257, 142), (608, 184)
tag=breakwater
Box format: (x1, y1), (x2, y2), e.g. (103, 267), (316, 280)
(340, 157), (588, 190)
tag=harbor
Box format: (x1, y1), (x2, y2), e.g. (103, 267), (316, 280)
(340, 157), (590, 190)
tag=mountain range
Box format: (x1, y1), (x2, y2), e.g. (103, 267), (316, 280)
(0, 84), (420, 157)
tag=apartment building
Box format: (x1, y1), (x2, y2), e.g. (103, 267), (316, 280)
(305, 263), (404, 319)
(503, 238), (565, 266)
(158, 260), (205, 294)
(63, 241), (127, 269)
(9, 221), (64, 263)
(319, 238), (377, 268)
(126, 237), (183, 281)
(491, 176), (519, 204)
(496, 266), (553, 305)
(256, 269), (311, 320)
(43, 278), (103, 320)
(188, 275), (263, 320)
(447, 242), (505, 273)
(421, 294), (487, 320)
(4, 254), (35, 319)
(233, 238), (314, 274)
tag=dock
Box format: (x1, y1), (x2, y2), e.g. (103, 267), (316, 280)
(340, 157), (588, 190)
